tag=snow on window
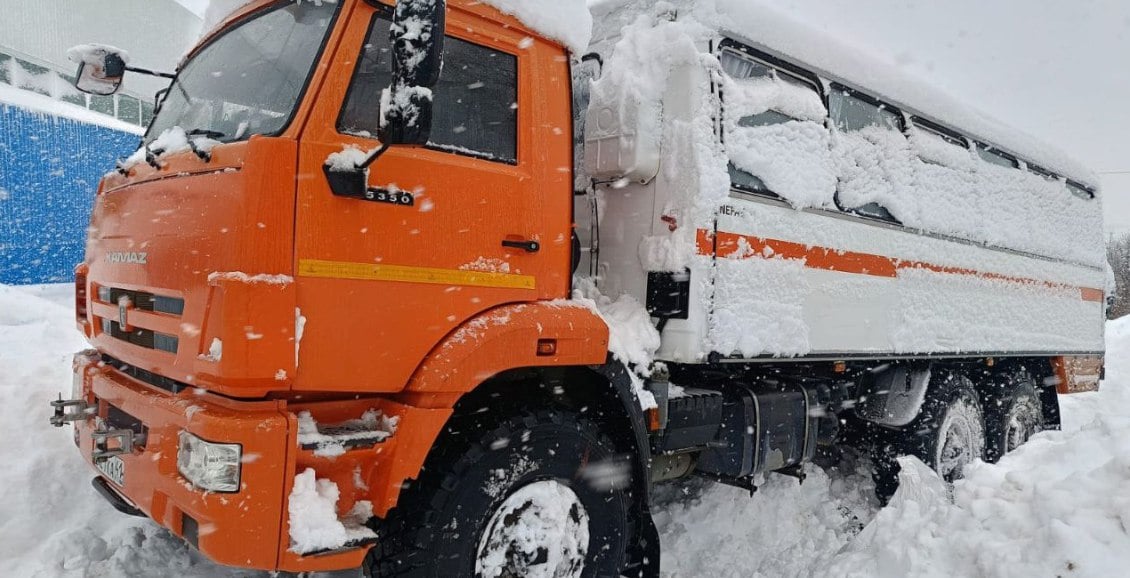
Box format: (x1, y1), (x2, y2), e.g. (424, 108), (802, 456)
(721, 48), (835, 208)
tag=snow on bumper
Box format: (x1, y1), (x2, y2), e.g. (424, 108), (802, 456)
(69, 351), (452, 572)
(71, 351), (293, 569)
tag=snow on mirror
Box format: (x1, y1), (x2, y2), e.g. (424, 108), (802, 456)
(67, 44), (128, 96)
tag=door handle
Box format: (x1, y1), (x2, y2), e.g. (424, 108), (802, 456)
(502, 239), (540, 253)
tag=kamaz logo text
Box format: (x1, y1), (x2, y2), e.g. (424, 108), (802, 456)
(106, 252), (148, 265)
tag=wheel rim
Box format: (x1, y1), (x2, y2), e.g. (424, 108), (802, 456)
(475, 480), (590, 578)
(936, 398), (984, 483)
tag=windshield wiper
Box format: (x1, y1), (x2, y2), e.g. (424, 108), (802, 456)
(185, 128), (225, 139)
(185, 129), (225, 162)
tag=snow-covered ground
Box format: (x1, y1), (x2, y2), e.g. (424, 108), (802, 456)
(1, 283), (1126, 577)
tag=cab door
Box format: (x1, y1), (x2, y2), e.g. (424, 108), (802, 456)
(293, 2), (573, 392)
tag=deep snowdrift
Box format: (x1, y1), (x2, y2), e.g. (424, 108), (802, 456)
(0, 284), (1126, 577)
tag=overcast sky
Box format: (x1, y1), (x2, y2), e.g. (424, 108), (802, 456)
(173, 0), (1129, 236)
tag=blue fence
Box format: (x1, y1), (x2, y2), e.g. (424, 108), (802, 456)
(0, 103), (138, 284)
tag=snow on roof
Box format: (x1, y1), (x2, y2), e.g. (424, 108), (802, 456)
(0, 84), (144, 135)
(481, 0), (593, 54)
(589, 0), (1098, 188)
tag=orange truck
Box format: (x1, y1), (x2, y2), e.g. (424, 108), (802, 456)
(52, 0), (1107, 576)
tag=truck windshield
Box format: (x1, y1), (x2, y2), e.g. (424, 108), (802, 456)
(145, 1), (337, 144)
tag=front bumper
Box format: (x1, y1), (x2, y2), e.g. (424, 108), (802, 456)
(66, 351), (384, 572)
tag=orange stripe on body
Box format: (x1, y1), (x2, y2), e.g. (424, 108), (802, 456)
(696, 228), (1104, 303)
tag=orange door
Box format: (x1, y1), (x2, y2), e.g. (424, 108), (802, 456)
(293, 1), (573, 393)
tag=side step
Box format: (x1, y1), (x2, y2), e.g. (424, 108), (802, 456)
(296, 410), (396, 454)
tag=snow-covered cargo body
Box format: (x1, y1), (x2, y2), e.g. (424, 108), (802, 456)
(578, 0), (1106, 369)
(52, 0), (1107, 576)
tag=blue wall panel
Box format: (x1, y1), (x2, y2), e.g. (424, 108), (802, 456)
(0, 104), (138, 284)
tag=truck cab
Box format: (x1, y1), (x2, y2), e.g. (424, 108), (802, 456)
(61, 0), (626, 574)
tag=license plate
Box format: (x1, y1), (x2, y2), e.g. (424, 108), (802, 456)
(96, 455), (125, 486)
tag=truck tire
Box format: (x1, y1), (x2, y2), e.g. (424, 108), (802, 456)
(983, 373), (1043, 463)
(871, 373), (985, 501)
(365, 410), (634, 577)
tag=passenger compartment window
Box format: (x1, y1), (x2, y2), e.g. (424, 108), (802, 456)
(339, 14), (519, 164)
(719, 46), (824, 198)
(975, 144), (1019, 169)
(1066, 180), (1095, 199)
(829, 86), (904, 223)
(829, 87), (903, 133)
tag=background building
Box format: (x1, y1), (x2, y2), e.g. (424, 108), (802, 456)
(0, 0), (202, 127)
(0, 0), (202, 284)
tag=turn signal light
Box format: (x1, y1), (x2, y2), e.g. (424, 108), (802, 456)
(536, 339), (557, 356)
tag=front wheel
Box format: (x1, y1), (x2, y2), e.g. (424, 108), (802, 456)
(366, 410), (634, 577)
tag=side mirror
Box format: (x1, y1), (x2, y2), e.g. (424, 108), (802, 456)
(67, 44), (129, 96)
(379, 0), (446, 146)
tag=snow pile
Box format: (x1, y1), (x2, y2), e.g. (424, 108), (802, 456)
(656, 456), (880, 577)
(295, 409), (399, 458)
(0, 285), (242, 577)
(571, 277), (660, 409)
(821, 317), (1130, 578)
(287, 468), (376, 554)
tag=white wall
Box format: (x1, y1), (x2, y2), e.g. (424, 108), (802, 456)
(0, 0), (202, 101)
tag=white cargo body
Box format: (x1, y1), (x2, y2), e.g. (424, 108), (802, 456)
(576, 0), (1106, 366)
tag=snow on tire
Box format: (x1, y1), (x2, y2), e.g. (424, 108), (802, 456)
(872, 372), (986, 500)
(983, 372), (1043, 463)
(364, 410), (634, 577)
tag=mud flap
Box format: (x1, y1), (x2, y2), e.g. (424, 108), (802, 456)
(590, 357), (662, 577)
(623, 509), (662, 578)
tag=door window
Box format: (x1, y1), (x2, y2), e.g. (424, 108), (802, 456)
(339, 14), (519, 164)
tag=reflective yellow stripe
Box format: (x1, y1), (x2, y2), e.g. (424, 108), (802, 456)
(297, 259), (536, 290)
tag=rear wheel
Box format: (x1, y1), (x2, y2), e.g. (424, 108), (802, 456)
(365, 410), (634, 577)
(983, 373), (1043, 463)
(871, 372), (985, 501)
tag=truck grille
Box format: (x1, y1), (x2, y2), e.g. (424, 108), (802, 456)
(97, 286), (185, 315)
(102, 354), (192, 394)
(95, 286), (184, 353)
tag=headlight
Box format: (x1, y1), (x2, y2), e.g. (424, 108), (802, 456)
(177, 431), (242, 493)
